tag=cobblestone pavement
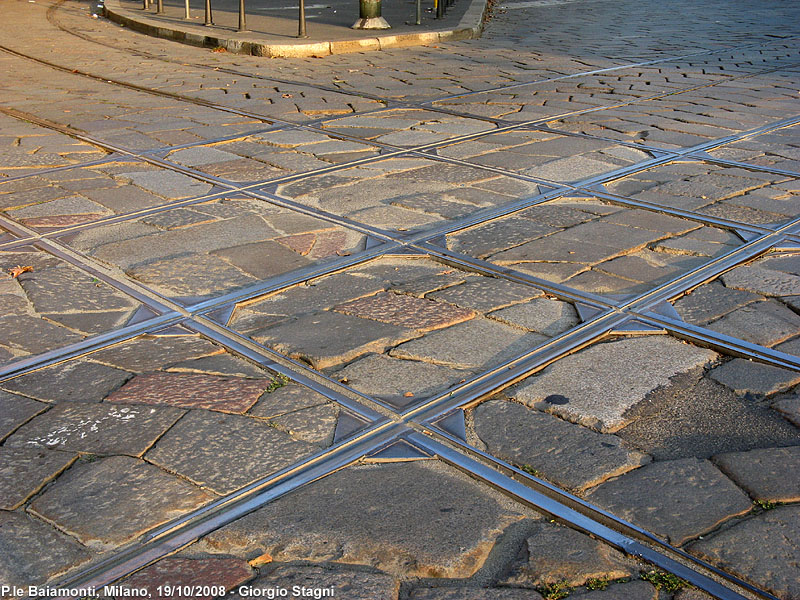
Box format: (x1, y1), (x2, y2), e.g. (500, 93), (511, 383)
(0, 0), (799, 598)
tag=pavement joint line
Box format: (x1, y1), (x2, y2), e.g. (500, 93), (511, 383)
(682, 153), (800, 180)
(408, 431), (773, 600)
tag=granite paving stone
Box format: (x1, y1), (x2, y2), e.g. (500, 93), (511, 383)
(673, 281), (762, 324)
(118, 558), (254, 600)
(571, 581), (658, 600)
(473, 399), (650, 491)
(513, 337), (718, 432)
(500, 522), (639, 587)
(0, 448), (77, 510)
(29, 455), (212, 550)
(166, 353), (268, 378)
(227, 565), (397, 600)
(191, 461), (531, 578)
(0, 314), (83, 355)
(117, 170), (214, 199)
(688, 505), (800, 600)
(5, 403), (185, 456)
(488, 298), (580, 336)
(773, 394), (800, 427)
(1, 360), (132, 403)
(585, 458), (753, 545)
(0, 391), (47, 442)
(334, 291), (476, 331)
(106, 372), (270, 413)
(713, 446), (800, 502)
(89, 335), (221, 372)
(269, 402), (339, 446)
(248, 383), (329, 419)
(210, 240), (311, 279)
(0, 510), (93, 588)
(704, 300), (800, 347)
(333, 354), (466, 406)
(426, 277), (543, 312)
(708, 359), (800, 397)
(390, 318), (547, 370)
(145, 410), (315, 495)
(408, 588), (543, 600)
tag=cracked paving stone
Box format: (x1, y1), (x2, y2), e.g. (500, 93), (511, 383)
(687, 505), (800, 600)
(0, 391), (46, 442)
(713, 446), (800, 503)
(5, 402), (184, 456)
(488, 298), (579, 337)
(191, 460), (531, 578)
(427, 278), (543, 312)
(145, 410), (314, 495)
(89, 335), (221, 372)
(704, 300), (800, 347)
(167, 353), (268, 378)
(474, 399), (649, 492)
(269, 403), (339, 447)
(410, 589), (543, 600)
(129, 253), (259, 298)
(773, 394), (800, 427)
(119, 558), (254, 600)
(106, 372), (269, 413)
(0, 448), (77, 510)
(211, 240), (313, 280)
(513, 337), (718, 432)
(490, 235), (620, 266)
(30, 455), (211, 551)
(530, 155), (619, 182)
(616, 370), (800, 460)
(332, 354), (465, 406)
(253, 311), (414, 370)
(448, 219), (559, 258)
(673, 281), (762, 325)
(0, 314), (82, 355)
(721, 263), (800, 297)
(391, 318), (547, 370)
(228, 565), (397, 600)
(501, 521), (638, 588)
(1, 360), (132, 403)
(117, 171), (213, 199)
(168, 147), (242, 166)
(334, 292), (476, 331)
(708, 359), (800, 397)
(248, 383), (329, 419)
(0, 511), (93, 588)
(585, 458), (752, 546)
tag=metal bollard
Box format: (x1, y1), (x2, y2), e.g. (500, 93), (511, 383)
(352, 0), (391, 29)
(156, 0), (163, 14)
(204, 0), (213, 25)
(238, 0), (246, 30)
(436, 0), (443, 19)
(298, 0), (307, 37)
(184, 0), (190, 19)
(142, 0), (147, 9)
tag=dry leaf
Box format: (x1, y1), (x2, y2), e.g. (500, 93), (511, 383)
(282, 93), (293, 98)
(403, 392), (414, 397)
(248, 553), (273, 567)
(8, 265), (33, 279)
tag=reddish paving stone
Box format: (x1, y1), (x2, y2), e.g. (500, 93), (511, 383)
(106, 372), (268, 413)
(334, 292), (476, 331)
(276, 232), (316, 255)
(21, 214), (105, 228)
(309, 230), (350, 258)
(118, 558), (254, 599)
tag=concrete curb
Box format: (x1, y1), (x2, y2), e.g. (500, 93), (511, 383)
(103, 0), (487, 57)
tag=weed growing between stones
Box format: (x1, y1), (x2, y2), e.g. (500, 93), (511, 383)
(537, 580), (572, 600)
(640, 569), (687, 593)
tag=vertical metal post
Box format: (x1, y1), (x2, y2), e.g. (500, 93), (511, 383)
(436, 0), (443, 19)
(238, 0), (246, 30)
(415, 0), (421, 25)
(156, 0), (164, 14)
(298, 0), (307, 37)
(204, 0), (213, 24)
(185, 0), (190, 19)
(142, 0), (147, 9)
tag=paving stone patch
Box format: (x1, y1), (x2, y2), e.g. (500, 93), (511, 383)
(5, 402), (185, 456)
(409, 587), (543, 600)
(616, 370), (800, 460)
(502, 522), (638, 588)
(473, 399), (649, 491)
(773, 393), (800, 427)
(119, 558), (254, 599)
(427, 278), (543, 311)
(248, 383), (329, 419)
(713, 446), (800, 502)
(585, 458), (753, 545)
(145, 410), (315, 495)
(0, 448), (77, 509)
(89, 335), (222, 372)
(334, 291), (476, 331)
(688, 505), (800, 600)
(512, 337), (718, 432)
(708, 359), (800, 397)
(0, 510), (93, 588)
(192, 460), (531, 578)
(30, 455), (212, 550)
(703, 300), (800, 347)
(488, 298), (579, 336)
(107, 372), (270, 413)
(227, 565), (397, 600)
(0, 391), (47, 442)
(1, 360), (132, 403)
(572, 580), (658, 600)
